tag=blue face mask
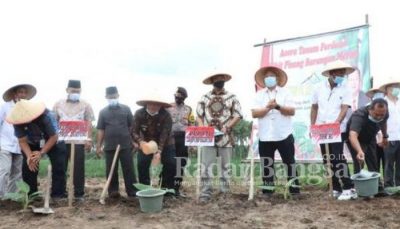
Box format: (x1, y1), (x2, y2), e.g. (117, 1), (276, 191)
(333, 76), (345, 85)
(392, 88), (400, 97)
(264, 76), (277, 88)
(108, 99), (119, 107)
(68, 93), (80, 102)
(368, 115), (383, 123)
(372, 92), (385, 100)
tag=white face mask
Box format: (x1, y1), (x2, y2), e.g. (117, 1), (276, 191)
(108, 99), (119, 106)
(146, 108), (159, 116)
(68, 93), (80, 102)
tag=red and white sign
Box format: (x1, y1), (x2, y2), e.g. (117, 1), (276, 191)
(310, 123), (342, 144)
(59, 120), (90, 141)
(185, 126), (215, 146)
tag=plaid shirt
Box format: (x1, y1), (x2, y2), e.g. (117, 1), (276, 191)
(196, 89), (243, 147)
(131, 107), (173, 152)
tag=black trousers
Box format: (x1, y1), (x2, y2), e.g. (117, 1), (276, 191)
(65, 144), (85, 197)
(319, 134), (352, 192)
(173, 133), (188, 191)
(137, 145), (176, 189)
(347, 140), (379, 174)
(22, 142), (67, 197)
(105, 147), (137, 196)
(259, 134), (299, 194)
(376, 145), (385, 176)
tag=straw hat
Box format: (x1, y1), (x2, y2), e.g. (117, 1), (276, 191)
(321, 60), (355, 77)
(379, 80), (400, 93)
(136, 91), (172, 108)
(255, 66), (288, 88)
(141, 140), (158, 155)
(3, 84), (36, 102)
(366, 88), (385, 99)
(202, 73), (232, 85)
(6, 99), (46, 125)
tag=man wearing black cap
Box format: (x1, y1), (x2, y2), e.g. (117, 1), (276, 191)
(96, 87), (138, 199)
(0, 84), (36, 198)
(53, 80), (95, 201)
(167, 87), (194, 197)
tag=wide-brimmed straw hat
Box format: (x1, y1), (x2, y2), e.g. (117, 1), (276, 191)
(202, 73), (232, 85)
(136, 92), (171, 108)
(379, 79), (400, 92)
(2, 84), (36, 102)
(6, 99), (46, 125)
(255, 66), (288, 88)
(321, 60), (355, 77)
(366, 88), (385, 99)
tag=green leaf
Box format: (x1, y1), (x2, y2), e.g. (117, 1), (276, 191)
(134, 183), (153, 191)
(16, 181), (30, 194)
(257, 185), (275, 191)
(164, 189), (175, 194)
(4, 193), (23, 202)
(385, 186), (400, 194)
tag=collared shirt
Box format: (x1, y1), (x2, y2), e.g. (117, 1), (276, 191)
(252, 86), (294, 142)
(97, 104), (134, 151)
(0, 101), (20, 154)
(131, 107), (173, 152)
(196, 89), (243, 147)
(53, 99), (95, 144)
(167, 103), (192, 133)
(345, 106), (389, 143)
(312, 80), (352, 133)
(14, 109), (59, 146)
(385, 97), (400, 141)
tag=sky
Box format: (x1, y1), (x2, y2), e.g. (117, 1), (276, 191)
(0, 0), (399, 121)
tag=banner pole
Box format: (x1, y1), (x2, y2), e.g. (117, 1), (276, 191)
(324, 143), (334, 198)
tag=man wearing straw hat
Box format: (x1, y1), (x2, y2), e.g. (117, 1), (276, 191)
(0, 84), (36, 198)
(196, 73), (243, 203)
(131, 92), (176, 192)
(53, 80), (94, 201)
(251, 66), (300, 198)
(96, 86), (138, 199)
(310, 60), (355, 200)
(6, 100), (67, 198)
(167, 87), (193, 197)
(379, 81), (400, 189)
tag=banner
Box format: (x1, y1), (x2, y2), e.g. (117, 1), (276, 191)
(185, 126), (215, 146)
(59, 120), (90, 141)
(251, 25), (371, 162)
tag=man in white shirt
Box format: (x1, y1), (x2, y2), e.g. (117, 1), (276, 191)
(0, 84), (36, 197)
(310, 60), (355, 200)
(380, 81), (400, 188)
(251, 66), (299, 197)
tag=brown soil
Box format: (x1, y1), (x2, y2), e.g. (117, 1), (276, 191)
(1, 178), (400, 229)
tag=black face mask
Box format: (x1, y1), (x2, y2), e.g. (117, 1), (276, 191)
(175, 96), (185, 104)
(213, 81), (225, 89)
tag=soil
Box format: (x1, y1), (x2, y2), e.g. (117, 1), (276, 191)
(1, 178), (400, 229)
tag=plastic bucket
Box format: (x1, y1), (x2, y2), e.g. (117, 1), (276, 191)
(136, 189), (166, 213)
(351, 171), (380, 197)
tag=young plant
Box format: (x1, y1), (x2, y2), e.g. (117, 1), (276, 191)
(134, 165), (175, 194)
(257, 177), (301, 200)
(4, 181), (42, 210)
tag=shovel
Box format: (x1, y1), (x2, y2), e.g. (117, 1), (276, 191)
(32, 164), (54, 214)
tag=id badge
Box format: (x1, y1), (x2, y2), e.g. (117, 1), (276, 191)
(40, 139), (45, 148)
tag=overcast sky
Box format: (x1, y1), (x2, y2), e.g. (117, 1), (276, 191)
(0, 0), (398, 120)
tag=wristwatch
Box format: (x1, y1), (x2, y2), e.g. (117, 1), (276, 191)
(275, 105), (281, 110)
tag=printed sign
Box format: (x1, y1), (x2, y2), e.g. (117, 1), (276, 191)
(185, 126), (215, 146)
(310, 123), (342, 144)
(59, 120), (89, 141)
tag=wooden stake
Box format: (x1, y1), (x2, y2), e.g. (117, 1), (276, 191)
(68, 143), (75, 207)
(325, 144), (334, 198)
(248, 147), (255, 201)
(196, 147), (201, 202)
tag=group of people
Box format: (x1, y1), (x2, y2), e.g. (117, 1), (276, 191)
(0, 60), (399, 205)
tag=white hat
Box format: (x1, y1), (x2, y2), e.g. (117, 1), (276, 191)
(321, 60), (355, 77)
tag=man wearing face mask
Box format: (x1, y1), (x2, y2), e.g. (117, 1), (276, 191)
(346, 98), (389, 195)
(167, 87), (193, 197)
(131, 93), (176, 192)
(251, 66), (300, 198)
(310, 60), (355, 200)
(96, 86), (137, 199)
(0, 84), (36, 198)
(53, 79), (95, 201)
(379, 81), (400, 190)
(197, 73), (243, 203)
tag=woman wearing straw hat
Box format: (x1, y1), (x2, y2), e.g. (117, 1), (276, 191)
(6, 100), (67, 198)
(131, 92), (176, 192)
(379, 81), (400, 189)
(310, 60), (356, 200)
(252, 66), (300, 198)
(0, 84), (36, 198)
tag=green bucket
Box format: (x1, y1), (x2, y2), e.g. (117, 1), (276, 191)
(136, 189), (166, 213)
(351, 171), (380, 197)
